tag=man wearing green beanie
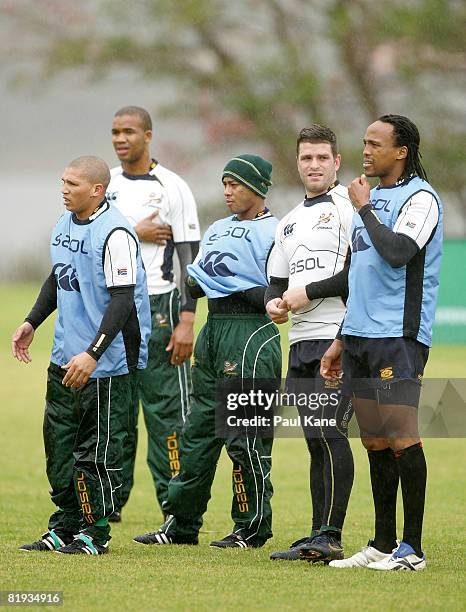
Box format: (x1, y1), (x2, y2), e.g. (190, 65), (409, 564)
(133, 154), (282, 548)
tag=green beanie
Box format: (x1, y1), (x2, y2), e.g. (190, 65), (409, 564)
(222, 154), (273, 198)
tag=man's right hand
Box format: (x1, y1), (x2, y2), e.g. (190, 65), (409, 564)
(320, 339), (343, 380)
(266, 298), (289, 324)
(135, 211), (173, 244)
(12, 322), (35, 363)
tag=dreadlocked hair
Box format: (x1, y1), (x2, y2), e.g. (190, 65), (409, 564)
(378, 114), (428, 182)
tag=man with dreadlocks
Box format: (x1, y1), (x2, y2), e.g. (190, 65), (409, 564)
(318, 115), (443, 571)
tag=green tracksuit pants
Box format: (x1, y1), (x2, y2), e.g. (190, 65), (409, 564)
(119, 289), (191, 512)
(162, 314), (282, 547)
(44, 363), (135, 543)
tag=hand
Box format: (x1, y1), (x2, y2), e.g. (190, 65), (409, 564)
(135, 211), (173, 244)
(348, 174), (371, 211)
(12, 322), (35, 363)
(282, 287), (309, 313)
(166, 313), (194, 365)
(266, 297), (289, 324)
(62, 352), (97, 388)
(320, 339), (343, 380)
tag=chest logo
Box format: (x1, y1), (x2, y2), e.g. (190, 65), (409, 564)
(52, 263), (80, 292)
(283, 223), (296, 238)
(200, 251), (238, 278)
(312, 212), (334, 229)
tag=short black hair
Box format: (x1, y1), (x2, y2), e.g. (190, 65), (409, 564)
(378, 114), (428, 181)
(68, 155), (111, 190)
(114, 106), (152, 131)
(297, 124), (338, 157)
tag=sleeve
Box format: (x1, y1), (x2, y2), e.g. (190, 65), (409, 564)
(175, 241), (200, 312)
(359, 205), (421, 268)
(86, 286), (135, 360)
(393, 190), (439, 249)
(343, 201), (355, 247)
(103, 229), (138, 287)
(268, 225), (290, 278)
(25, 272), (57, 329)
(166, 175), (201, 243)
(264, 276), (289, 304)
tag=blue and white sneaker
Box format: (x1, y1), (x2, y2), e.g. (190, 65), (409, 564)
(367, 541), (426, 571)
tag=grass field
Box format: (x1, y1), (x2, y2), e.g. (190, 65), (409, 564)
(1, 284), (465, 611)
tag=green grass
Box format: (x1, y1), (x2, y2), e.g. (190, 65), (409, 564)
(1, 284), (465, 611)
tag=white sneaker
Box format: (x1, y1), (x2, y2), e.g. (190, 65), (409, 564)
(367, 541), (426, 571)
(329, 540), (391, 568)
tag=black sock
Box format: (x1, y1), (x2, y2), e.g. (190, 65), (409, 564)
(321, 437), (354, 531)
(306, 438), (324, 533)
(367, 448), (399, 553)
(395, 442), (426, 557)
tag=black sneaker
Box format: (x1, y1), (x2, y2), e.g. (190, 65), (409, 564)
(133, 530), (198, 545)
(19, 530), (74, 552)
(270, 535), (318, 561)
(210, 533), (250, 549)
(57, 534), (109, 555)
(299, 534), (344, 563)
(108, 511), (122, 523)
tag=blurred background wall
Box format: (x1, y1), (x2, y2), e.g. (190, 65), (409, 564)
(1, 0), (465, 340)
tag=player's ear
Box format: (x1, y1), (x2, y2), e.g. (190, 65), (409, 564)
(334, 154), (341, 172)
(144, 130), (153, 144)
(397, 146), (408, 161)
(93, 183), (105, 198)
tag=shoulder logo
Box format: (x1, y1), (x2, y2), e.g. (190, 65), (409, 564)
(200, 251), (238, 277)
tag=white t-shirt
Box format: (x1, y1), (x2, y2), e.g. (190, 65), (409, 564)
(270, 183), (354, 344)
(108, 163), (200, 295)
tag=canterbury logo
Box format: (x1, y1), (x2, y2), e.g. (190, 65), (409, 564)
(351, 226), (371, 253)
(200, 251), (238, 278)
(283, 223), (295, 237)
(52, 263), (80, 292)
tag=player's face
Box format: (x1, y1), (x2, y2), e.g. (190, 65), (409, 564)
(297, 142), (340, 197)
(363, 121), (407, 183)
(223, 177), (262, 220)
(61, 167), (100, 219)
(111, 114), (151, 164)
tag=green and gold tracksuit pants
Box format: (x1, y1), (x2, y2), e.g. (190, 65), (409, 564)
(119, 289), (191, 513)
(162, 313), (282, 547)
(44, 363), (135, 544)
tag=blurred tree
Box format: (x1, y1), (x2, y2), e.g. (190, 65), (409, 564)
(1, 0), (465, 203)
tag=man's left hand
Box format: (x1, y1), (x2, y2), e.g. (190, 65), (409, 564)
(62, 352), (97, 388)
(166, 313), (194, 366)
(348, 174), (371, 211)
(282, 287), (309, 313)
